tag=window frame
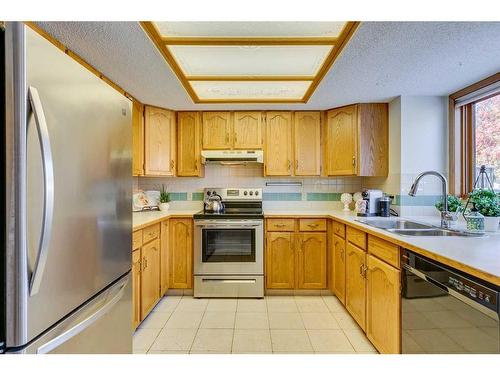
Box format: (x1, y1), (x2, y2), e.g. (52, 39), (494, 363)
(448, 72), (500, 196)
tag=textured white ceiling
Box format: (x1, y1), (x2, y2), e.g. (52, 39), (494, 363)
(35, 22), (500, 110)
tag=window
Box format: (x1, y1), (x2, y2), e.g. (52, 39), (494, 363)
(449, 73), (500, 195)
(473, 94), (500, 191)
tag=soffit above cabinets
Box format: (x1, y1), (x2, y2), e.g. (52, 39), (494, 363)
(140, 21), (360, 104)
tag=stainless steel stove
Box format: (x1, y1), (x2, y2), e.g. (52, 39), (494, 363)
(193, 188), (264, 298)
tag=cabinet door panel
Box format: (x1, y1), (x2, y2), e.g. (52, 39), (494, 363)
(132, 249), (141, 329)
(132, 101), (144, 176)
(264, 112), (292, 176)
(177, 112), (202, 176)
(233, 112), (262, 149)
(294, 112), (321, 176)
(266, 232), (295, 289)
(144, 106), (176, 176)
(297, 232), (327, 289)
(202, 112), (232, 149)
(169, 218), (193, 289)
(366, 254), (401, 354)
(345, 242), (366, 330)
(160, 220), (169, 296)
(141, 238), (160, 320)
(332, 234), (346, 304)
(326, 105), (357, 176)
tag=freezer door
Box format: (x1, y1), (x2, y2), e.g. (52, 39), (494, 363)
(5, 23), (132, 347)
(15, 273), (132, 354)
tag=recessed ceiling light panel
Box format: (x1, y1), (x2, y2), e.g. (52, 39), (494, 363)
(190, 81), (311, 100)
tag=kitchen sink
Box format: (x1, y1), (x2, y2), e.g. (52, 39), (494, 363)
(355, 218), (434, 230)
(386, 228), (483, 237)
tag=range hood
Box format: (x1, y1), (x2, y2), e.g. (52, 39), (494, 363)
(201, 150), (264, 164)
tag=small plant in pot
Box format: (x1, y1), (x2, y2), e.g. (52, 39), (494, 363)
(469, 189), (500, 232)
(435, 195), (463, 222)
(159, 185), (170, 211)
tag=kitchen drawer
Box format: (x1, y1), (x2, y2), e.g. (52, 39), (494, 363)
(368, 235), (400, 269)
(267, 218), (295, 232)
(332, 221), (346, 238)
(132, 230), (142, 250)
(142, 223), (160, 243)
(299, 218), (327, 232)
(346, 226), (366, 250)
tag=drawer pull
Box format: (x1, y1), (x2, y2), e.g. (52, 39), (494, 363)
(308, 223), (319, 228)
(275, 223), (286, 227)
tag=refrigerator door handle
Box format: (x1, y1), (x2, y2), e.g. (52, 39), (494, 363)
(36, 277), (129, 354)
(28, 86), (55, 296)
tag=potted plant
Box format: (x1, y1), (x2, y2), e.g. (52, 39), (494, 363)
(435, 195), (463, 221)
(469, 189), (500, 232)
(159, 185), (170, 211)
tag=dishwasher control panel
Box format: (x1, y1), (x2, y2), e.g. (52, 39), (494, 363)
(447, 275), (497, 310)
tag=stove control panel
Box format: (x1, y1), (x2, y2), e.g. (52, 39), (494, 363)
(204, 188), (262, 201)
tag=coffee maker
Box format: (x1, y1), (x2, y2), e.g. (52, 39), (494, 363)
(356, 189), (383, 216)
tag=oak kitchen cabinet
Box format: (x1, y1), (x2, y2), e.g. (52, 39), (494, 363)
(233, 112), (263, 149)
(160, 220), (169, 296)
(294, 111), (321, 176)
(132, 101), (144, 176)
(265, 218), (327, 290)
(345, 241), (367, 330)
(325, 103), (388, 176)
(331, 221), (346, 304)
(132, 247), (142, 329)
(144, 106), (176, 176)
(140, 238), (160, 319)
(177, 112), (203, 177)
(169, 218), (193, 289)
(202, 111), (232, 150)
(264, 112), (293, 176)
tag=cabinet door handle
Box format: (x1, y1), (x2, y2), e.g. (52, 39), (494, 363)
(359, 264), (364, 276)
(170, 159), (175, 170)
(194, 160), (198, 171)
(143, 257), (147, 271)
(234, 134), (238, 144)
(287, 160), (291, 171)
(295, 160), (299, 170)
(225, 133), (229, 144)
(352, 156), (356, 166)
(308, 223), (319, 228)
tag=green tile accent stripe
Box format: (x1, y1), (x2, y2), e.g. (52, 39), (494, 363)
(394, 195), (442, 207)
(192, 192), (204, 201)
(263, 193), (302, 201)
(169, 192), (188, 201)
(306, 193), (341, 201)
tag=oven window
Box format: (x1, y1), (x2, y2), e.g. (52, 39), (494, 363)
(202, 229), (255, 262)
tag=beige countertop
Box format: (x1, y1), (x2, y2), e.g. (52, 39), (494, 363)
(133, 208), (500, 285)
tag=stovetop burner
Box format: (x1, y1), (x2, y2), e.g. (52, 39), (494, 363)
(195, 187), (263, 220)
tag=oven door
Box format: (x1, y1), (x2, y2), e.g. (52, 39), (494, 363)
(194, 220), (264, 275)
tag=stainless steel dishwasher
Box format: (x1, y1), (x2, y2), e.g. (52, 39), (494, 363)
(401, 249), (499, 353)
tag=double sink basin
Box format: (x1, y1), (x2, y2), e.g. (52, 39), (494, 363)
(355, 218), (483, 237)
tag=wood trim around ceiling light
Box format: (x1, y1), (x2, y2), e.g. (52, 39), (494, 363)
(24, 22), (140, 104)
(302, 21), (360, 102)
(160, 37), (339, 46)
(140, 21), (201, 103)
(140, 21), (360, 104)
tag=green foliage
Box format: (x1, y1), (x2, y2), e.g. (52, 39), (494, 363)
(435, 195), (463, 212)
(469, 189), (500, 217)
(159, 184), (170, 203)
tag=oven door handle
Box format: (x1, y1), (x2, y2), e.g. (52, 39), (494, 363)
(403, 264), (499, 321)
(195, 221), (262, 228)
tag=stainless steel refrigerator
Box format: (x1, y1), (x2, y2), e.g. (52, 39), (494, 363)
(1, 22), (132, 354)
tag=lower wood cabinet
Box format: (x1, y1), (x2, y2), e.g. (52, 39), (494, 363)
(169, 218), (193, 289)
(266, 232), (295, 289)
(296, 233), (327, 289)
(140, 238), (160, 319)
(345, 242), (367, 331)
(366, 254), (401, 354)
(160, 220), (169, 296)
(132, 249), (142, 329)
(332, 233), (346, 304)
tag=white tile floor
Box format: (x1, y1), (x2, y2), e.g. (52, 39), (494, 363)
(133, 295), (378, 354)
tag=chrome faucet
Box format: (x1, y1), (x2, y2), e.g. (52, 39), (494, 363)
(408, 171), (453, 229)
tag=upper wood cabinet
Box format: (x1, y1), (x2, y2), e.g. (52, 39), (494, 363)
(294, 112), (321, 176)
(169, 218), (193, 289)
(296, 232), (327, 289)
(264, 112), (293, 176)
(366, 254), (401, 354)
(233, 112), (263, 149)
(265, 232), (295, 289)
(144, 106), (176, 176)
(140, 238), (160, 319)
(345, 242), (367, 331)
(177, 112), (203, 177)
(325, 103), (388, 177)
(202, 112), (232, 149)
(132, 101), (144, 176)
